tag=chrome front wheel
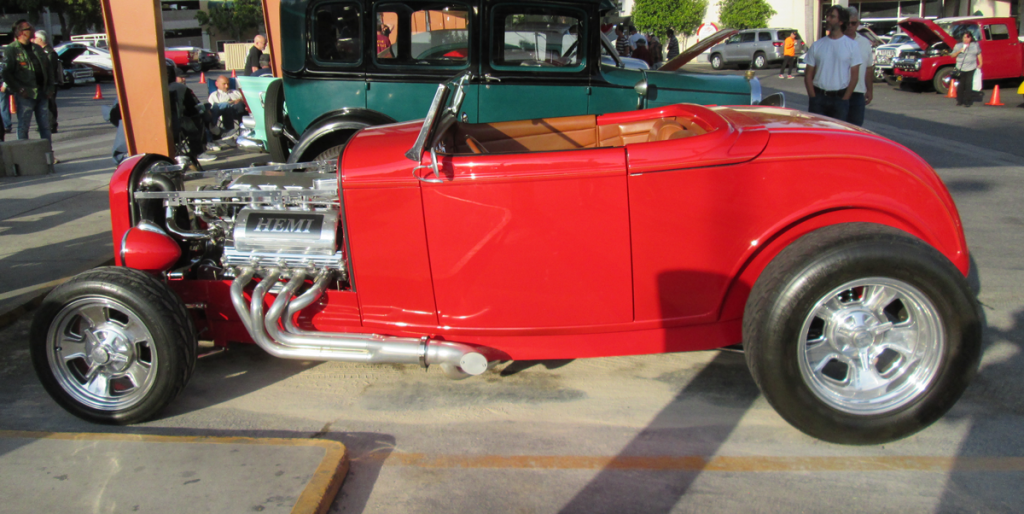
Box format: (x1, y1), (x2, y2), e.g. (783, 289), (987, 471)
(47, 298), (159, 411)
(32, 267), (196, 424)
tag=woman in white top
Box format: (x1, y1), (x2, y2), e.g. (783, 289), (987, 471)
(950, 32), (982, 107)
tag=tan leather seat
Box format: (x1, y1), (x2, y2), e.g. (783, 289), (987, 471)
(648, 119), (689, 141)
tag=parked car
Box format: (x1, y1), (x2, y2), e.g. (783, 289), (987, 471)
(33, 72), (981, 446)
(244, 0), (761, 163)
(168, 46), (221, 72)
(894, 16), (1024, 94)
(54, 42), (114, 81)
(873, 34), (917, 82)
(709, 28), (805, 70)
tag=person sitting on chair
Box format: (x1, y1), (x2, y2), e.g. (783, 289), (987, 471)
(207, 75), (245, 136)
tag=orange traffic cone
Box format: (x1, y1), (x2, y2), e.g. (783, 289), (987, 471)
(985, 84), (1005, 106)
(945, 80), (957, 99)
(199, 72), (206, 84)
(230, 69), (236, 78)
(93, 84), (103, 100)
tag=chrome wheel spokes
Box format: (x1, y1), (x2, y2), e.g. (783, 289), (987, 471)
(47, 298), (158, 411)
(798, 278), (944, 415)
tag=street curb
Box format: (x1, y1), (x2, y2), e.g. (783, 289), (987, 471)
(0, 257), (115, 331)
(0, 430), (350, 514)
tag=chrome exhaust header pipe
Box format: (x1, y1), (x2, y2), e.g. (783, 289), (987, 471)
(230, 266), (489, 378)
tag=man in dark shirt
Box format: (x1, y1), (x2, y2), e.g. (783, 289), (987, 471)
(244, 35), (267, 76)
(33, 29), (61, 133)
(631, 38), (652, 66)
(1, 20), (54, 141)
(665, 29), (680, 60)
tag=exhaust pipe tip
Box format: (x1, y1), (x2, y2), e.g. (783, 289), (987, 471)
(459, 352), (489, 376)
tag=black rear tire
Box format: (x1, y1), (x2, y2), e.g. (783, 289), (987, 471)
(752, 52), (767, 69)
(31, 267), (197, 424)
(743, 223), (981, 444)
(710, 54), (724, 70)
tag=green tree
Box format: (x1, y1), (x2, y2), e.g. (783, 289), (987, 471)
(195, 0), (264, 41)
(717, 0), (776, 30)
(632, 0), (708, 38)
(15, 0), (104, 37)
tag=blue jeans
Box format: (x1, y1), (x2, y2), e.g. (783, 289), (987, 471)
(1, 91), (12, 132)
(14, 94), (51, 141)
(846, 92), (866, 126)
(808, 95), (849, 122)
(210, 102), (245, 132)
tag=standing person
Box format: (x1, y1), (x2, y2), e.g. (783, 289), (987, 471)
(627, 26), (645, 54)
(0, 77), (11, 140)
(244, 35), (266, 76)
(780, 31), (797, 78)
(950, 31), (982, 107)
(803, 6), (862, 121)
(614, 26), (631, 57)
(647, 33), (663, 64)
(844, 8), (874, 126)
(2, 20), (54, 141)
(665, 29), (679, 60)
(33, 29), (62, 133)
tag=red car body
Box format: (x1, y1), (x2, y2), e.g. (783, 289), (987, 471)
(108, 103), (969, 361)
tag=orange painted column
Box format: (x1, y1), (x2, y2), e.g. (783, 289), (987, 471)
(262, 0), (282, 77)
(100, 0), (173, 157)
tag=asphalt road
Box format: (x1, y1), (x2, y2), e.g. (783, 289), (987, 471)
(1, 70), (1023, 513)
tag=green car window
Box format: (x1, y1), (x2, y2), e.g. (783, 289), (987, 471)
(374, 2), (470, 67)
(491, 4), (585, 71)
(312, 2), (362, 65)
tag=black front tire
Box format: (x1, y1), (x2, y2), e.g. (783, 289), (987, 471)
(933, 67), (954, 95)
(743, 224), (981, 445)
(710, 54), (724, 70)
(264, 79), (292, 163)
(31, 267), (197, 424)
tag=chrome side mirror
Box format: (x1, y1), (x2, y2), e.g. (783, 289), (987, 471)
(634, 79), (648, 110)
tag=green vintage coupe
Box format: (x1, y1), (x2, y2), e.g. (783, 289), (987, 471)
(236, 0), (763, 162)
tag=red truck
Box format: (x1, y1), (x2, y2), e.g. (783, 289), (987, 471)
(892, 16), (1024, 94)
(164, 48), (200, 74)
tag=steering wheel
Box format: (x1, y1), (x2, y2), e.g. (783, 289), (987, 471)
(464, 134), (486, 154)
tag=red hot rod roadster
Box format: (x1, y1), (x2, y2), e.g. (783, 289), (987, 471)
(31, 74), (980, 444)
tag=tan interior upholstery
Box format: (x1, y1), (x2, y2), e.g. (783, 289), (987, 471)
(452, 115), (707, 154)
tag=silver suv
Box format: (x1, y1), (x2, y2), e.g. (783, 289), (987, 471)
(709, 28), (805, 70)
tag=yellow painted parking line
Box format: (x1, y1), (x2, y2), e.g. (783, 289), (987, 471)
(362, 452), (1024, 472)
(0, 430), (348, 514)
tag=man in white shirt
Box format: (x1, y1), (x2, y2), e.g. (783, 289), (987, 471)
(844, 7), (874, 126)
(627, 26), (645, 53)
(804, 5), (862, 121)
(208, 75), (245, 135)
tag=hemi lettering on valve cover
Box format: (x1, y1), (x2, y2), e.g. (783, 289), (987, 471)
(245, 213), (323, 240)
